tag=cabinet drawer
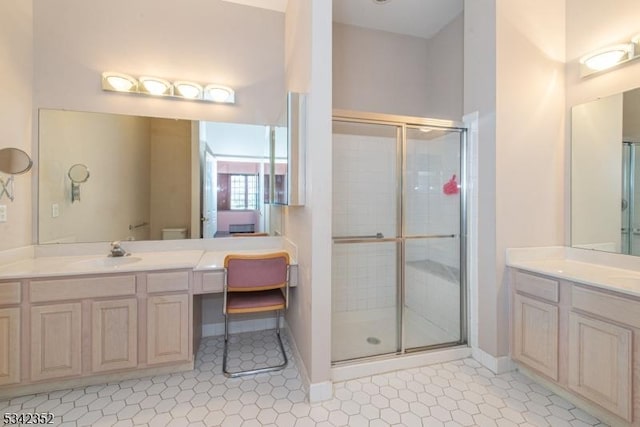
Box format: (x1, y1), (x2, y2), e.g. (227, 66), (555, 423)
(571, 285), (640, 328)
(0, 282), (21, 305)
(202, 271), (224, 293)
(514, 271), (559, 303)
(147, 271), (189, 293)
(31, 275), (136, 303)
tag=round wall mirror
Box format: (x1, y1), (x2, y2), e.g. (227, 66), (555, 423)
(68, 163), (90, 183)
(0, 148), (33, 175)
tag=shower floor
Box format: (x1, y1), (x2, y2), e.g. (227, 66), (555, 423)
(331, 306), (459, 362)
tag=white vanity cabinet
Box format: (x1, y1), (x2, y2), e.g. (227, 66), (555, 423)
(30, 302), (83, 381)
(0, 269), (194, 399)
(29, 274), (137, 381)
(0, 282), (21, 386)
(511, 269), (639, 425)
(91, 298), (138, 373)
(145, 270), (191, 366)
(512, 271), (559, 381)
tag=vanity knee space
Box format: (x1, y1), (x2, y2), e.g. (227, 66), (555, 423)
(511, 269), (638, 424)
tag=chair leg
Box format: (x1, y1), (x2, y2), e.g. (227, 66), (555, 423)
(223, 310), (288, 378)
(222, 314), (230, 376)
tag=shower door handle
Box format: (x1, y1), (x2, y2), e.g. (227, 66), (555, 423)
(333, 233), (401, 244)
(333, 232), (384, 240)
(403, 234), (457, 239)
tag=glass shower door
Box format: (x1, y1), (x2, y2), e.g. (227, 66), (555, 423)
(331, 120), (401, 362)
(403, 127), (463, 350)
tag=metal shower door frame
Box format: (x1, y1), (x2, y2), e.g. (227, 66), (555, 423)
(332, 110), (468, 362)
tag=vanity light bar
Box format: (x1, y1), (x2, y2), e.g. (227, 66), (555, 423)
(101, 72), (235, 104)
(580, 33), (640, 77)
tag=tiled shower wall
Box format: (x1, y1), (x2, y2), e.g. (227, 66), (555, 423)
(332, 129), (461, 318)
(332, 132), (398, 313)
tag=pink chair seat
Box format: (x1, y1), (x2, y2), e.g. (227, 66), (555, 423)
(227, 289), (285, 314)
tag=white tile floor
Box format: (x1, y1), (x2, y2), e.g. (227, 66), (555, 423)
(0, 331), (607, 427)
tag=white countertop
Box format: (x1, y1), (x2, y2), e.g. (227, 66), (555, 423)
(507, 246), (640, 298)
(194, 249), (296, 271)
(0, 251), (205, 280)
(0, 240), (298, 280)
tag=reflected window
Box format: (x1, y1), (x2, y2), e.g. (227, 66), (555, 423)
(229, 174), (258, 210)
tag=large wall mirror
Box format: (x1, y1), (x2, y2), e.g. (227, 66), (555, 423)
(571, 86), (640, 255)
(38, 109), (289, 244)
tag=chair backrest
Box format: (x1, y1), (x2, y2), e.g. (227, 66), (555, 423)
(224, 252), (290, 291)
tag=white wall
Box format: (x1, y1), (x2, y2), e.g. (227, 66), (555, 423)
(33, 0), (285, 126)
(0, 0), (33, 251)
(495, 0), (566, 357)
(332, 23), (430, 116)
(332, 14), (463, 120)
(283, 0), (333, 391)
(426, 14), (464, 120)
(463, 0), (498, 358)
(464, 0), (566, 360)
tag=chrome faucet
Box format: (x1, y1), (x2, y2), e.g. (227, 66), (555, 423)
(109, 241), (128, 257)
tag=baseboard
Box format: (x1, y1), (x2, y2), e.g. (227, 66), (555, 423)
(471, 347), (515, 374)
(309, 381), (333, 403)
(283, 323), (332, 402)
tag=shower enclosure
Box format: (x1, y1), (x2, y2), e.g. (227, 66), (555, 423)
(622, 142), (640, 255)
(331, 111), (467, 363)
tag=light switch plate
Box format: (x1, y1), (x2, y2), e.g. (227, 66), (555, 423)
(0, 205), (6, 222)
(52, 203), (59, 218)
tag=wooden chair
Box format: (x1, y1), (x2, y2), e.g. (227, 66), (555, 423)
(222, 251), (290, 377)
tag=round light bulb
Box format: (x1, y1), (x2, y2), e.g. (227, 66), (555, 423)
(140, 77), (170, 96)
(174, 81), (202, 99)
(205, 85), (234, 103)
(580, 44), (632, 71)
(103, 72), (137, 92)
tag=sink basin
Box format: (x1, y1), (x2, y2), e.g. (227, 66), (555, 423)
(72, 256), (142, 269)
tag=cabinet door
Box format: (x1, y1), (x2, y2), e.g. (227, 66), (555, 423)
(31, 303), (82, 381)
(147, 294), (189, 365)
(513, 293), (559, 380)
(0, 308), (20, 385)
(92, 298), (138, 373)
(568, 312), (632, 422)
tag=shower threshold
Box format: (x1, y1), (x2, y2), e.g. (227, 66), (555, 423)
(331, 344), (471, 382)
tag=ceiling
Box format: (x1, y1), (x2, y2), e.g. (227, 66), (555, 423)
(221, 0), (463, 40)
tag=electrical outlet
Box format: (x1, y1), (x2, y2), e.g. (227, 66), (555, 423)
(52, 203), (59, 218)
(0, 205), (6, 222)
